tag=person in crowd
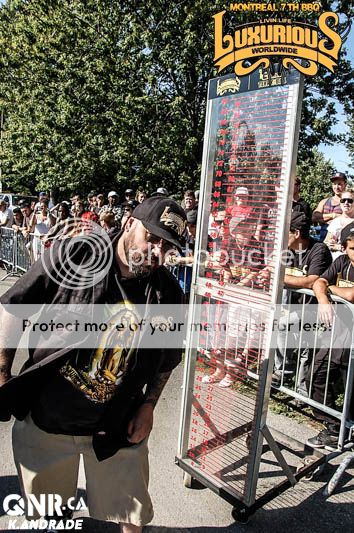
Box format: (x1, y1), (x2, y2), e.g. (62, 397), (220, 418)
(99, 211), (116, 233)
(165, 209), (197, 300)
(268, 212), (332, 392)
(20, 203), (35, 239)
(227, 186), (254, 222)
(136, 190), (147, 204)
(29, 199), (55, 260)
(70, 194), (81, 209)
(72, 200), (85, 218)
(202, 216), (264, 388)
(96, 194), (105, 212)
(80, 211), (100, 235)
(43, 202), (72, 242)
(11, 208), (24, 231)
(124, 189), (139, 208)
(227, 186), (265, 246)
(0, 196), (186, 533)
(312, 171), (347, 241)
(121, 201), (135, 228)
(292, 177), (311, 220)
(324, 190), (354, 259)
(182, 190), (196, 212)
(207, 209), (227, 252)
(100, 191), (123, 228)
(309, 223), (354, 449)
(0, 200), (13, 228)
(151, 187), (169, 198)
(255, 170), (282, 263)
(87, 191), (98, 212)
(34, 192), (54, 212)
(194, 190), (200, 208)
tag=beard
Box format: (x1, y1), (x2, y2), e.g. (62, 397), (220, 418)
(124, 245), (159, 278)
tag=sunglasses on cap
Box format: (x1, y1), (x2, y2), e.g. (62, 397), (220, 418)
(340, 198), (354, 204)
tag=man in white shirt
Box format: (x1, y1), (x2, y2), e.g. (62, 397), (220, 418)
(0, 200), (13, 228)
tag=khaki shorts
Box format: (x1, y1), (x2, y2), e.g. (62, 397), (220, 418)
(12, 415), (153, 526)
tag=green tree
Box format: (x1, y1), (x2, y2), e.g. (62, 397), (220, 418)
(296, 149), (336, 209)
(0, 0), (353, 199)
(345, 117), (354, 171)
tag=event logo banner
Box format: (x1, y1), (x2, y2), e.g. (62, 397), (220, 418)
(214, 5), (342, 76)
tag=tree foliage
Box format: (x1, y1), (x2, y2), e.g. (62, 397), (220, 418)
(0, 0), (353, 199)
(296, 148), (336, 209)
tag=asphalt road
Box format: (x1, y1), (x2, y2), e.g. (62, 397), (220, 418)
(0, 270), (353, 532)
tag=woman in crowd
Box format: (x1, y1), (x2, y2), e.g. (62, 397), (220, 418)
(136, 190), (147, 204)
(29, 199), (55, 259)
(99, 211), (116, 233)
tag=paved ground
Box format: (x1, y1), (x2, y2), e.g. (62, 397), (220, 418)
(0, 269), (353, 532)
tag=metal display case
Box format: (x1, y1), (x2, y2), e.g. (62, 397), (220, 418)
(175, 69), (325, 521)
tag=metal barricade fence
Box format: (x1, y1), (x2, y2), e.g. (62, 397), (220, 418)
(0, 227), (16, 268)
(218, 287), (354, 450)
(198, 288), (353, 449)
(0, 228), (45, 279)
(15, 231), (32, 273)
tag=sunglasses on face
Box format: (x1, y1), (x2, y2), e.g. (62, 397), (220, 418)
(340, 198), (354, 204)
(146, 230), (173, 253)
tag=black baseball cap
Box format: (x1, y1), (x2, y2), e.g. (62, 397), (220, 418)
(340, 222), (354, 246)
(132, 196), (187, 251)
(330, 172), (347, 182)
(290, 211), (310, 232)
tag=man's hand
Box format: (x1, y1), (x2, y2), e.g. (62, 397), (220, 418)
(127, 369), (172, 443)
(318, 303), (334, 328)
(127, 403), (154, 444)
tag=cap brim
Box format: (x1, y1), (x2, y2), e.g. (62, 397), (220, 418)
(140, 221), (183, 252)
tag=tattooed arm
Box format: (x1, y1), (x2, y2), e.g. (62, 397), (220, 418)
(143, 370), (172, 407)
(127, 371), (172, 443)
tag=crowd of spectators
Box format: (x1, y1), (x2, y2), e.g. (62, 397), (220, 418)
(0, 186), (199, 262)
(0, 173), (353, 449)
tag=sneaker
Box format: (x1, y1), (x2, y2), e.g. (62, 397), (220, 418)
(306, 428), (339, 450)
(202, 370), (225, 384)
(219, 375), (234, 388)
(271, 371), (294, 387)
(288, 398), (306, 409)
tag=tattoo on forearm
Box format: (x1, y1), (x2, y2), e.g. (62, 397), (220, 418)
(144, 371), (172, 407)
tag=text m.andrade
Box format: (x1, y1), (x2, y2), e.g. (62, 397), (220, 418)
(213, 10), (342, 76)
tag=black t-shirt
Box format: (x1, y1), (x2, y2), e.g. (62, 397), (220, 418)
(31, 274), (157, 435)
(287, 238), (332, 277)
(285, 238), (332, 304)
(320, 254), (354, 287)
(319, 254), (354, 349)
(1, 239), (183, 436)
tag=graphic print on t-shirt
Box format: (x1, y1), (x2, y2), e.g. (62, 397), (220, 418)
(60, 301), (140, 403)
